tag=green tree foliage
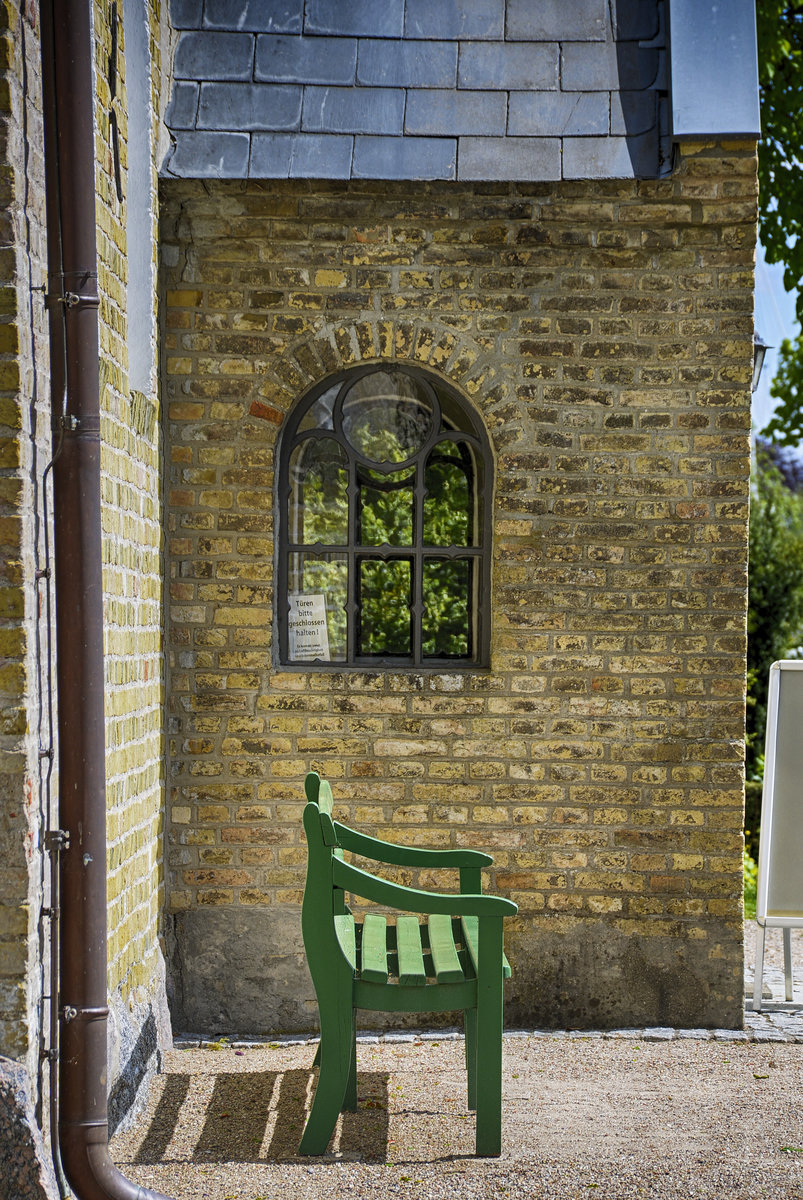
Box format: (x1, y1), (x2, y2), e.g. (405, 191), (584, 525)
(763, 331), (803, 444)
(746, 444), (803, 776)
(756, 1), (803, 443)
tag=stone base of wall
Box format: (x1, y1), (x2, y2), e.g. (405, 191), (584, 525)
(506, 918), (744, 1030)
(0, 1057), (59, 1200)
(108, 948), (174, 1135)
(165, 909), (743, 1034)
(166, 908), (316, 1034)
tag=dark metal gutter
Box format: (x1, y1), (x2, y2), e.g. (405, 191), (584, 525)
(40, 3), (170, 1198)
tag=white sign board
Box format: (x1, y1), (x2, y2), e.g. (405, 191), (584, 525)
(288, 593), (330, 662)
(757, 660), (803, 927)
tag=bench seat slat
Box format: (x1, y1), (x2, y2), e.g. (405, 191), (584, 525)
(396, 915), (426, 985)
(360, 913), (389, 983)
(428, 913), (464, 983)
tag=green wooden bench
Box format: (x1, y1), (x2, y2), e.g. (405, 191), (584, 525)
(299, 771), (518, 1158)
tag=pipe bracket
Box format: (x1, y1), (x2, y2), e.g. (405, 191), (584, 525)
(45, 291), (100, 309)
(60, 1006), (110, 1024)
(64, 291), (100, 309)
(45, 828), (70, 853)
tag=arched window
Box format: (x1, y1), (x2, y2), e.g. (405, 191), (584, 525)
(277, 364), (492, 668)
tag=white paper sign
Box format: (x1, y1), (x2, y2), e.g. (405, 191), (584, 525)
(288, 593), (330, 661)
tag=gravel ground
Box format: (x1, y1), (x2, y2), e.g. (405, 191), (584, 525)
(110, 925), (803, 1200)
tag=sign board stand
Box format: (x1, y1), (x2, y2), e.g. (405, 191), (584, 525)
(753, 660), (803, 1010)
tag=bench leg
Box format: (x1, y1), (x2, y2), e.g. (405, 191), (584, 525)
(299, 1002), (354, 1154)
(343, 1026), (357, 1111)
(475, 917), (503, 1157)
(465, 1007), (477, 1111)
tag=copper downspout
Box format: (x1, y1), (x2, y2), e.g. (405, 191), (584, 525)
(40, 3), (170, 1198)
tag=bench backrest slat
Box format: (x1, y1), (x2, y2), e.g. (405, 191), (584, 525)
(396, 915), (427, 986)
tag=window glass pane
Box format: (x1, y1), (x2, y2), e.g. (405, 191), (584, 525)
(289, 437), (348, 546)
(424, 444), (473, 547)
(357, 558), (411, 656)
(358, 468), (414, 546)
(297, 383), (338, 432)
(286, 553), (347, 662)
(422, 559), (471, 658)
(342, 371), (434, 464)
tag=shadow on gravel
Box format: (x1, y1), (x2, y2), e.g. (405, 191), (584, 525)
(133, 1068), (391, 1164)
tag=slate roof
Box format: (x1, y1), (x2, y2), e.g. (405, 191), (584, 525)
(163, 0), (671, 181)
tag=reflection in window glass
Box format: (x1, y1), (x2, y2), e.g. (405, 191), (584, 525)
(297, 384), (338, 432)
(289, 438), (348, 545)
(423, 559), (471, 657)
(358, 558), (411, 656)
(287, 553), (347, 661)
(342, 371), (434, 464)
(358, 468), (414, 546)
(424, 446), (473, 547)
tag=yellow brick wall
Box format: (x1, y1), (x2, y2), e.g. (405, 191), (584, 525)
(161, 144), (756, 1031)
(93, 0), (166, 1010)
(0, 0), (51, 1071)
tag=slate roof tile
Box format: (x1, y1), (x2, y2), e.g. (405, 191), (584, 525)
(508, 92), (608, 138)
(169, 0), (202, 29)
(457, 42), (558, 91)
(404, 0), (505, 41)
(505, 0), (606, 41)
(203, 0), (302, 33)
(250, 132), (354, 178)
(562, 132), (658, 179)
(255, 35), (357, 86)
(353, 136), (456, 180)
(173, 31), (254, 81)
(164, 130), (251, 177)
(305, 0), (404, 38)
(165, 81), (200, 129)
(611, 0), (661, 41)
(458, 136), (561, 181)
(303, 87), (405, 135)
(197, 83), (302, 131)
(611, 91), (658, 137)
(561, 41), (661, 93)
(357, 40), (458, 89)
(405, 90), (507, 136)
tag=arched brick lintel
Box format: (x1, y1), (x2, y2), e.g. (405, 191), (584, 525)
(259, 317), (508, 452)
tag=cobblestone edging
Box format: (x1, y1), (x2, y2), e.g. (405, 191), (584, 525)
(173, 1007), (803, 1051)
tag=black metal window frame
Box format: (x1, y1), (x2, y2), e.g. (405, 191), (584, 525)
(276, 363), (493, 670)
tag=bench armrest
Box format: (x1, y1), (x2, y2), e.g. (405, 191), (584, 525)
(333, 821), (494, 869)
(333, 858), (517, 917)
